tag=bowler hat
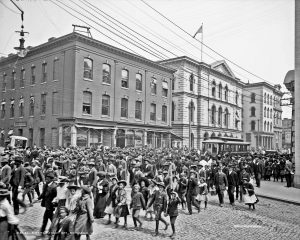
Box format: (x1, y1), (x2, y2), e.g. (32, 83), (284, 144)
(45, 172), (55, 179)
(67, 184), (80, 190)
(14, 156), (23, 162)
(117, 180), (127, 186)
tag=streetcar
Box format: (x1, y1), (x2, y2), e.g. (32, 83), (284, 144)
(202, 138), (250, 156)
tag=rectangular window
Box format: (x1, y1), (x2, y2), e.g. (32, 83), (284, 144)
(102, 63), (111, 84)
(83, 58), (93, 79)
(83, 91), (92, 114)
(28, 128), (33, 147)
(19, 99), (24, 117)
(150, 103), (156, 121)
(53, 59), (59, 80)
(10, 101), (14, 118)
(29, 97), (35, 116)
(40, 128), (45, 147)
(0, 103), (5, 119)
(121, 69), (129, 88)
(31, 66), (36, 85)
(20, 69), (25, 88)
(121, 98), (128, 118)
(11, 71), (16, 89)
(162, 81), (168, 97)
(52, 92), (58, 115)
(151, 77), (157, 95)
(135, 101), (142, 120)
(136, 73), (142, 91)
(41, 93), (46, 115)
(102, 95), (110, 116)
(2, 74), (6, 92)
(162, 105), (167, 122)
(42, 62), (47, 83)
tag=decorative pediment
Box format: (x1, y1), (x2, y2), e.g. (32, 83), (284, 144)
(211, 60), (235, 78)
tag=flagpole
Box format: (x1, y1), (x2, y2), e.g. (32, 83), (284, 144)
(201, 23), (203, 62)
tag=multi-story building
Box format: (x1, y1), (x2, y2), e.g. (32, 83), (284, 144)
(0, 32), (176, 148)
(282, 118), (292, 152)
(243, 82), (283, 151)
(159, 57), (244, 150)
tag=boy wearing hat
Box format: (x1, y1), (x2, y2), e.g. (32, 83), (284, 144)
(130, 184), (146, 230)
(147, 181), (169, 236)
(104, 176), (119, 225)
(186, 170), (200, 214)
(165, 191), (181, 238)
(114, 180), (129, 229)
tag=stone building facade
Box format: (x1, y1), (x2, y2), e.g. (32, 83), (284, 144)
(0, 32), (176, 148)
(243, 82), (283, 151)
(160, 57), (243, 150)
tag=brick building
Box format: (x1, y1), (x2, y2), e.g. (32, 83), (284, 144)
(159, 57), (243, 150)
(243, 82), (283, 151)
(0, 32), (177, 148)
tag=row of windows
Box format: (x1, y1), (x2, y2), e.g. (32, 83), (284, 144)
(83, 58), (169, 96)
(2, 60), (59, 91)
(250, 120), (273, 132)
(211, 81), (239, 104)
(210, 105), (230, 127)
(250, 92), (280, 107)
(82, 91), (168, 122)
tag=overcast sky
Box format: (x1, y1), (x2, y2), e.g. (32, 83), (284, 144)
(0, 0), (294, 117)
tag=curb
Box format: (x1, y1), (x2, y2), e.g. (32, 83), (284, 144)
(256, 194), (300, 206)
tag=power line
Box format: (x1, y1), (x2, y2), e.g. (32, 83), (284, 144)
(0, 0), (20, 14)
(139, 0), (277, 86)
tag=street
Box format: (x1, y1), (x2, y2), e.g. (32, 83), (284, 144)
(18, 192), (300, 240)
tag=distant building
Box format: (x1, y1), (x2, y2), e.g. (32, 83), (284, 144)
(282, 118), (292, 152)
(243, 82), (283, 151)
(0, 32), (176, 148)
(160, 57), (243, 152)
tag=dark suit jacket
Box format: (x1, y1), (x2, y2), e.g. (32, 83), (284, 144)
(33, 166), (45, 184)
(88, 168), (97, 187)
(1, 164), (12, 185)
(214, 172), (228, 190)
(227, 171), (238, 187)
(39, 182), (57, 210)
(254, 162), (263, 175)
(10, 165), (26, 188)
(187, 178), (199, 196)
(239, 170), (250, 185)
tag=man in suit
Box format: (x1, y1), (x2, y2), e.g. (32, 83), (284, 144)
(10, 155), (27, 215)
(214, 166), (228, 207)
(227, 165), (238, 206)
(144, 159), (154, 180)
(253, 158), (263, 188)
(38, 172), (57, 235)
(285, 159), (293, 188)
(186, 170), (200, 214)
(238, 166), (250, 201)
(1, 156), (11, 187)
(87, 160), (97, 200)
(32, 160), (45, 199)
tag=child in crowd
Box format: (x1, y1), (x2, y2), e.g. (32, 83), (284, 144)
(130, 184), (146, 230)
(198, 177), (208, 210)
(114, 180), (129, 229)
(165, 191), (181, 239)
(145, 180), (157, 221)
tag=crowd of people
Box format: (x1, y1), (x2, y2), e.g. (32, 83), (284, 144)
(0, 145), (295, 239)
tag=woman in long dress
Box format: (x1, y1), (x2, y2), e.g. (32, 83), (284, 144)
(104, 176), (118, 224)
(73, 186), (94, 240)
(93, 171), (109, 218)
(66, 184), (81, 222)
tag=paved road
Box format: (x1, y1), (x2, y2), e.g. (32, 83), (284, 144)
(18, 191), (300, 240)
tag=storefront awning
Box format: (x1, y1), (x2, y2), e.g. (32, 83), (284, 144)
(75, 124), (113, 130)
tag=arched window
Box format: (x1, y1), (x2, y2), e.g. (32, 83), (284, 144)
(267, 122), (270, 132)
(135, 73), (142, 91)
(204, 132), (209, 140)
(29, 96), (35, 116)
(224, 108), (229, 127)
(270, 109), (273, 118)
(189, 74), (194, 91)
(264, 93), (266, 103)
(270, 96), (272, 105)
(267, 94), (269, 105)
(251, 93), (256, 103)
(250, 107), (256, 117)
(189, 101), (195, 122)
(218, 106), (222, 126)
(267, 108), (269, 118)
(264, 121), (266, 131)
(83, 58), (93, 79)
(121, 69), (129, 88)
(264, 107), (266, 117)
(270, 123), (273, 131)
(102, 63), (111, 84)
(211, 105), (216, 124)
(251, 120), (256, 131)
(83, 91), (92, 114)
(224, 85), (228, 101)
(218, 83), (222, 99)
(273, 96), (276, 106)
(212, 81), (216, 97)
(235, 91), (239, 104)
(171, 101), (175, 121)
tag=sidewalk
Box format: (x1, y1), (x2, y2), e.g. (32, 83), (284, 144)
(255, 179), (300, 205)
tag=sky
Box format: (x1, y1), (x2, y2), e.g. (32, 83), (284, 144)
(0, 0), (295, 117)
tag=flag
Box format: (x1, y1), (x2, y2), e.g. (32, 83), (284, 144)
(193, 24), (203, 38)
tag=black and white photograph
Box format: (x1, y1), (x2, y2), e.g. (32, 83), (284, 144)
(0, 0), (299, 239)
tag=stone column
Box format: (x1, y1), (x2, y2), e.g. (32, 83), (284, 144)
(144, 131), (147, 146)
(294, 0), (300, 188)
(58, 126), (63, 147)
(87, 129), (91, 147)
(70, 125), (77, 147)
(112, 128), (117, 147)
